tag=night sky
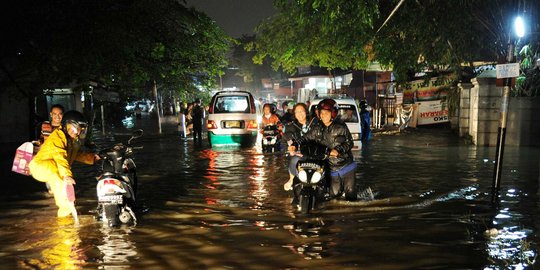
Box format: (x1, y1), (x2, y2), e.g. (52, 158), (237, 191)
(185, 0), (277, 38)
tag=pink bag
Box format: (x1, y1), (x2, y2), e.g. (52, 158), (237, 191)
(11, 142), (35, 176)
(65, 182), (76, 203)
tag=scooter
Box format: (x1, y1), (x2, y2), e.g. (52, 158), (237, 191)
(292, 141), (329, 214)
(96, 129), (143, 226)
(261, 125), (281, 152)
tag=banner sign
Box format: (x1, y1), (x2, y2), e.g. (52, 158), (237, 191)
(416, 99), (449, 125)
(496, 63), (520, 78)
(403, 76), (452, 104)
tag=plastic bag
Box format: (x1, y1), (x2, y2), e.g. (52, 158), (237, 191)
(11, 142), (35, 175)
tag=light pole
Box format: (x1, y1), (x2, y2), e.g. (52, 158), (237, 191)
(492, 16), (526, 204)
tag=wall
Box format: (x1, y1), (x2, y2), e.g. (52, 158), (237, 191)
(465, 70), (540, 146)
(458, 83), (472, 137)
(506, 97), (540, 146)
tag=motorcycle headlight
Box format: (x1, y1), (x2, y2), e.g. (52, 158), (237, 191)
(351, 133), (360, 140)
(311, 171), (322, 184)
(298, 169), (308, 183)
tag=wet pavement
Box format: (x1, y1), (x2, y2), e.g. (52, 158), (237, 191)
(1, 113), (539, 269)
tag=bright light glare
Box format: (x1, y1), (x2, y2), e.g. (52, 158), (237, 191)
(514, 16), (525, 38)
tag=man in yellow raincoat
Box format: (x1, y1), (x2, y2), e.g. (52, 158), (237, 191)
(29, 110), (98, 218)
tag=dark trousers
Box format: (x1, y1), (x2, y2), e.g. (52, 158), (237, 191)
(329, 162), (357, 200)
(192, 126), (203, 146)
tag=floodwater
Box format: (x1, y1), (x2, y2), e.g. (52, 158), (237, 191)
(1, 116), (539, 269)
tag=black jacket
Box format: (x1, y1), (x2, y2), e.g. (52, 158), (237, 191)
(283, 117), (319, 143)
(303, 119), (354, 170)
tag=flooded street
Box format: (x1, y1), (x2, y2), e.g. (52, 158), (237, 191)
(1, 116), (539, 269)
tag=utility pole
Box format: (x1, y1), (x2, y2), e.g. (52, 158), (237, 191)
(492, 16), (525, 204)
(153, 80), (162, 134)
(492, 43), (513, 204)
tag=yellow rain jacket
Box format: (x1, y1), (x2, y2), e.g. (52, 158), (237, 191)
(29, 128), (95, 217)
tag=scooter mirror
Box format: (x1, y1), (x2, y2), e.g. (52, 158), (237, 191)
(128, 129), (143, 145)
(132, 129), (143, 138)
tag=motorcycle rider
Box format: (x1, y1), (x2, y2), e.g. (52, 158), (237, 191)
(283, 102), (319, 191)
(260, 103), (282, 131)
(280, 101), (295, 124)
(300, 98), (357, 200)
(36, 104), (64, 145)
(28, 110), (100, 218)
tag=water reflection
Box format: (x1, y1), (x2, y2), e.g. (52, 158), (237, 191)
(19, 218), (87, 269)
(247, 154), (268, 211)
(2, 126), (538, 269)
(485, 188), (538, 269)
(121, 116), (135, 129)
(97, 226), (138, 269)
(283, 219), (333, 260)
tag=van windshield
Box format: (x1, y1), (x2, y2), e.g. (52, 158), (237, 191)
(337, 104), (359, 123)
(213, 96), (250, 113)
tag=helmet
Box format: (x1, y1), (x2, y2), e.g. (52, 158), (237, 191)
(359, 100), (368, 110)
(317, 98), (338, 119)
(287, 101), (296, 108)
(263, 103), (277, 114)
(62, 110), (88, 136)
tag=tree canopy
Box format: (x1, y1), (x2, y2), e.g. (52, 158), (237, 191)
(252, 0), (539, 83)
(232, 35), (288, 91)
(0, 0), (233, 98)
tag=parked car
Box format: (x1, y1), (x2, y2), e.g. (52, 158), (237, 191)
(309, 95), (362, 150)
(125, 101), (149, 113)
(207, 91), (260, 147)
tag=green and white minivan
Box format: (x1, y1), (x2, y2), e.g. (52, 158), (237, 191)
(207, 91), (260, 147)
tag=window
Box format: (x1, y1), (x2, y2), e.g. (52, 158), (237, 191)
(213, 96), (250, 113)
(337, 105), (359, 123)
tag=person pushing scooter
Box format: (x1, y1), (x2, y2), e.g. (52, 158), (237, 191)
(28, 110), (99, 221)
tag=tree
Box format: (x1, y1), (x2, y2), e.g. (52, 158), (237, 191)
(0, 0), (232, 99)
(232, 35), (288, 92)
(252, 0), (539, 83)
(252, 0), (378, 74)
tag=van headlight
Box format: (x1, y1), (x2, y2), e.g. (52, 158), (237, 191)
(351, 133), (360, 140)
(311, 171), (322, 184)
(298, 170), (307, 183)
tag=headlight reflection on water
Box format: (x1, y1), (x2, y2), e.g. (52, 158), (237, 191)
(484, 226), (536, 269)
(97, 226), (138, 268)
(248, 155), (268, 211)
(485, 189), (537, 269)
(121, 116), (134, 129)
(283, 221), (331, 260)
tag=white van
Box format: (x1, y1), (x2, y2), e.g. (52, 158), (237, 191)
(207, 91), (259, 147)
(309, 96), (362, 150)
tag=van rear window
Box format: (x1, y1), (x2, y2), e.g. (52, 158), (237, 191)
(213, 96), (250, 113)
(337, 104), (359, 123)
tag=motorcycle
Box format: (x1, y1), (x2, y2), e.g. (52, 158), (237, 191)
(292, 141), (329, 214)
(96, 129), (143, 226)
(261, 125), (281, 152)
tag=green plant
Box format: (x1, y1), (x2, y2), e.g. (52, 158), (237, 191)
(515, 43), (540, 97)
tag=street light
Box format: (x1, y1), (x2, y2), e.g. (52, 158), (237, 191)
(491, 15), (526, 204)
(514, 16), (525, 38)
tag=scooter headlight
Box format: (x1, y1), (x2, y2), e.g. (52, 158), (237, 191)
(298, 169), (308, 183)
(311, 171), (322, 184)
